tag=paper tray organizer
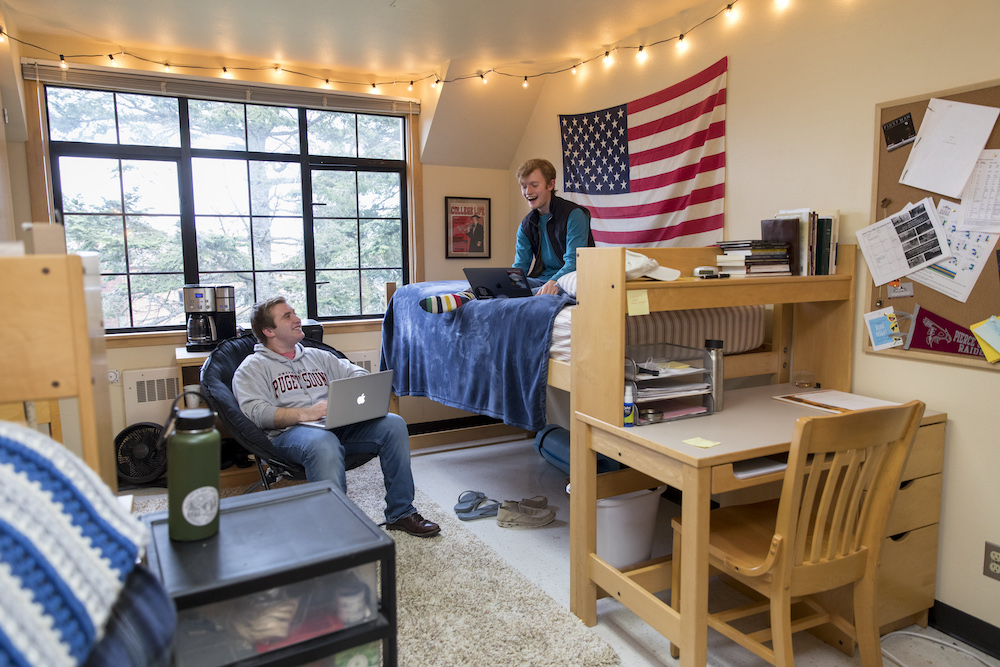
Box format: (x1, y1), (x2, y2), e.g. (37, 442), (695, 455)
(624, 340), (722, 424)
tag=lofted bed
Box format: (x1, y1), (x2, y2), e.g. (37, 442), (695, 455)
(383, 245), (857, 449)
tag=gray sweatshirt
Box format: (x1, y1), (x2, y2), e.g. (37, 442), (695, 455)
(232, 342), (367, 439)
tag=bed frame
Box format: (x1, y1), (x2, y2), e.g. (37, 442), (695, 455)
(389, 245), (856, 449)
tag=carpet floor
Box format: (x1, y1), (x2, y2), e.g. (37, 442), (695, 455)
(133, 460), (620, 667)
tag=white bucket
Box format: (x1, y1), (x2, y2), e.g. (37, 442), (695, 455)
(596, 486), (666, 569)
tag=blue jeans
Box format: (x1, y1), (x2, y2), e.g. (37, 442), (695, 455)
(271, 413), (416, 523)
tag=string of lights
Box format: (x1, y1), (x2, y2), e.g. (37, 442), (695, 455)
(0, 0), (747, 92)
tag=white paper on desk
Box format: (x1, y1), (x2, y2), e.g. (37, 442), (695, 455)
(773, 390), (900, 413)
(908, 199), (999, 303)
(956, 150), (1000, 232)
(856, 198), (951, 286)
(899, 99), (999, 198)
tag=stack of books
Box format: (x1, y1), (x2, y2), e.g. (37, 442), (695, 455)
(761, 209), (840, 276)
(715, 240), (792, 276)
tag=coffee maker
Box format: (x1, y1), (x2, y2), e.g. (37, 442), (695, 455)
(183, 285), (218, 352)
(214, 285), (238, 341)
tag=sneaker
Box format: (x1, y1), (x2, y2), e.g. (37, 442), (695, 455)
(496, 500), (555, 528)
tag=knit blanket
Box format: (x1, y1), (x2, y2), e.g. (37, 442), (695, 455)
(381, 280), (574, 431)
(0, 421), (149, 667)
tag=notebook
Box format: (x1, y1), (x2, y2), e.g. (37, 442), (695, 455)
(463, 267), (533, 299)
(300, 370), (394, 429)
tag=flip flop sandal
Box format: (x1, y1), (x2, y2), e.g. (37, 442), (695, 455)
(454, 490), (486, 513)
(457, 498), (500, 521)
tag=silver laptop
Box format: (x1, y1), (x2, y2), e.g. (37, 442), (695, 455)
(463, 267), (533, 299)
(300, 370), (394, 429)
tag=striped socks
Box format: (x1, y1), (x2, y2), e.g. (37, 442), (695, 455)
(419, 290), (476, 314)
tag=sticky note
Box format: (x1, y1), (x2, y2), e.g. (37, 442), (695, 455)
(683, 437), (720, 449)
(627, 289), (650, 316)
(971, 319), (1000, 363)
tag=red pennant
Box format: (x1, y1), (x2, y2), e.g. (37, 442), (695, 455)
(904, 304), (983, 358)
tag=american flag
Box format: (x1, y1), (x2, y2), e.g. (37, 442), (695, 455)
(560, 57), (727, 246)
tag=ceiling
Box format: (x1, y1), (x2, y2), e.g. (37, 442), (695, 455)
(2, 0), (705, 81)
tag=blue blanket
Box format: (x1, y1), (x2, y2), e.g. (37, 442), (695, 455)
(381, 280), (574, 431)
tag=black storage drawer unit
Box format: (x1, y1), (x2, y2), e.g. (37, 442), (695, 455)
(143, 482), (396, 667)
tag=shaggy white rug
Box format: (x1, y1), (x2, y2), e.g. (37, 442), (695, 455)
(133, 460), (620, 667)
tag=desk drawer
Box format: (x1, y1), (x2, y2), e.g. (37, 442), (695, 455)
(885, 474), (942, 536)
(877, 524), (939, 626)
(902, 422), (944, 481)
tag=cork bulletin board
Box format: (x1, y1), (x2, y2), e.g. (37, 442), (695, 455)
(866, 78), (1000, 371)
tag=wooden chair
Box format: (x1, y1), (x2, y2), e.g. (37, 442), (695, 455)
(669, 400), (925, 666)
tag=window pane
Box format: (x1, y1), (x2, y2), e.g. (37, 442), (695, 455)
(253, 271), (305, 306)
(193, 158), (250, 216)
(358, 114), (403, 160)
(357, 171), (400, 218)
(64, 214), (126, 273)
(360, 218), (402, 268)
(306, 110), (357, 157)
(314, 219), (359, 269)
(252, 217), (305, 270)
(117, 93), (181, 147)
(316, 270), (361, 317)
(189, 100), (246, 150)
(122, 160), (180, 214)
(311, 170), (357, 218)
(196, 216), (252, 271)
(101, 275), (131, 329)
(247, 105), (299, 153)
(47, 88), (117, 143)
(59, 157), (122, 213)
(130, 274), (186, 328)
(127, 216), (183, 273)
(249, 161), (302, 216)
(361, 268), (401, 315)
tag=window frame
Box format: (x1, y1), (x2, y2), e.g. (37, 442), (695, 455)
(44, 85), (411, 333)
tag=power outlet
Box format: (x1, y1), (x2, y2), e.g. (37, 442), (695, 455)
(985, 542), (1000, 582)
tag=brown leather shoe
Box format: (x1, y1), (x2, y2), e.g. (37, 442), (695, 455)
(386, 512), (441, 538)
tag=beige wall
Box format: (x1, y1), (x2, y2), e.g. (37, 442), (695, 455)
(509, 0), (1000, 627)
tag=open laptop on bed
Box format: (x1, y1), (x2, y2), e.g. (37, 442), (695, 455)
(300, 370), (394, 429)
(463, 267), (533, 299)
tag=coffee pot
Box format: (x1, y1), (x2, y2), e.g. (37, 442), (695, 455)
(183, 285), (219, 352)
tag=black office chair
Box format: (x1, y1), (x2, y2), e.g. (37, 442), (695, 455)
(200, 330), (375, 491)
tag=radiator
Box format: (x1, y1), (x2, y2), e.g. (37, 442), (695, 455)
(123, 367), (179, 425)
(346, 349), (380, 373)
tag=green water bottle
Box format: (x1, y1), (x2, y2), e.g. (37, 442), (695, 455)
(167, 406), (221, 541)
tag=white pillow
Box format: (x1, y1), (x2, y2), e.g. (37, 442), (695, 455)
(557, 271), (578, 299)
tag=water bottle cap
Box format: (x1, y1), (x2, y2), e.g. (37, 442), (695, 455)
(176, 407), (215, 430)
(705, 339), (724, 349)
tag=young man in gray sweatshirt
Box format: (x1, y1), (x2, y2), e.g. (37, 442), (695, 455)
(233, 296), (439, 537)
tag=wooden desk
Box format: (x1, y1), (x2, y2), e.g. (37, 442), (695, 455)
(570, 383), (945, 666)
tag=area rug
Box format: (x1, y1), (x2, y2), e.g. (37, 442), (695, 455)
(132, 460), (620, 667)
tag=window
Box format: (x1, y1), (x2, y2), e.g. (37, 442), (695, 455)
(46, 86), (408, 332)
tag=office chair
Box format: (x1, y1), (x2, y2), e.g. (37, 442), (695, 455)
(669, 400), (925, 667)
(200, 331), (376, 491)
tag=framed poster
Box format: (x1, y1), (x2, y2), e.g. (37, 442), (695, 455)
(445, 196), (490, 258)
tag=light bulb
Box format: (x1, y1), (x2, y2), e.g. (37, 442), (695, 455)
(109, 54), (118, 66)
(408, 81), (413, 91)
(163, 63), (170, 72)
(60, 55), (68, 69)
(636, 46), (647, 62)
(677, 34), (687, 50)
(222, 66), (232, 78)
(603, 51), (612, 65)
(0, 28), (5, 43)
(481, 73), (487, 84)
(522, 76), (528, 88)
(432, 76), (440, 88)
(572, 64), (578, 75)
(323, 78), (330, 88)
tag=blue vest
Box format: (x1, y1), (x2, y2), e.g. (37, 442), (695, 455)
(518, 195), (594, 278)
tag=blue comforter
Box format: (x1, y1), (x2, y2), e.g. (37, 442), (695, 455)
(381, 280), (574, 431)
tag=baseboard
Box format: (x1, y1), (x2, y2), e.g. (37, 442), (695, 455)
(929, 600), (1000, 659)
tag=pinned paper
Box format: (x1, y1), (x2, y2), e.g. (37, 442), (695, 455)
(970, 317), (1000, 363)
(627, 289), (650, 316)
(684, 437), (720, 449)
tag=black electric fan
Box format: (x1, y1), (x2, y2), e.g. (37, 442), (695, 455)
(115, 421), (167, 484)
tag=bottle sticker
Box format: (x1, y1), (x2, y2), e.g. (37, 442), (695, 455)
(182, 486), (219, 526)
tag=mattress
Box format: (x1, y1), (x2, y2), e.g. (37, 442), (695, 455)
(548, 304), (766, 362)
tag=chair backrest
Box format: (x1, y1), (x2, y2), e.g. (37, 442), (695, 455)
(774, 400), (925, 593)
(199, 332), (348, 471)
